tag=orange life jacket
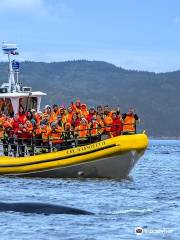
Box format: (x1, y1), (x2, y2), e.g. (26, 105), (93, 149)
(76, 124), (89, 138)
(103, 115), (113, 132)
(50, 126), (63, 144)
(123, 115), (136, 133)
(89, 122), (99, 136)
(41, 125), (51, 142)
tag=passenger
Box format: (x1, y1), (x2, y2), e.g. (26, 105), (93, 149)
(110, 112), (123, 137)
(66, 106), (74, 124)
(103, 109), (113, 136)
(33, 122), (43, 150)
(87, 107), (96, 123)
(40, 122), (51, 152)
(80, 104), (89, 119)
(31, 109), (41, 125)
(42, 105), (52, 122)
(0, 111), (6, 139)
(52, 104), (60, 118)
(23, 120), (34, 155)
(71, 113), (80, 129)
(75, 118), (89, 145)
(2, 121), (13, 156)
(17, 123), (26, 157)
(89, 116), (101, 143)
(122, 108), (139, 134)
(96, 105), (104, 117)
(49, 122), (63, 151)
(59, 107), (67, 124)
(73, 99), (81, 113)
(103, 105), (110, 116)
(26, 110), (33, 121)
(63, 122), (75, 148)
(18, 106), (26, 124)
(96, 114), (105, 135)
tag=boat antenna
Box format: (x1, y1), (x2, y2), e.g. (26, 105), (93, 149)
(2, 42), (19, 92)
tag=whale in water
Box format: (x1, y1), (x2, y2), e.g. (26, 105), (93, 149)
(0, 202), (94, 215)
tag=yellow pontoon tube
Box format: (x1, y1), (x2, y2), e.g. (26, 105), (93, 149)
(0, 133), (148, 179)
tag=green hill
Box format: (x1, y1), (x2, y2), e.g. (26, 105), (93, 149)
(0, 60), (180, 138)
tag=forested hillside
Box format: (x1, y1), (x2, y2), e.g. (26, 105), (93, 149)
(0, 60), (179, 137)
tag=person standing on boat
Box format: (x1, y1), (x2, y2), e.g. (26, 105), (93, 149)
(49, 122), (63, 151)
(122, 108), (139, 134)
(110, 112), (123, 137)
(87, 107), (96, 123)
(18, 106), (26, 124)
(89, 116), (101, 142)
(80, 104), (89, 119)
(75, 118), (89, 145)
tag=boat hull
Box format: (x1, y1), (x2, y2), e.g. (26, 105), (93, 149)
(20, 149), (145, 179)
(0, 134), (148, 179)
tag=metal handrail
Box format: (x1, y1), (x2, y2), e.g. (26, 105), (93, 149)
(0, 123), (137, 157)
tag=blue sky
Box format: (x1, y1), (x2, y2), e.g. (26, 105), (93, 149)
(0, 0), (180, 72)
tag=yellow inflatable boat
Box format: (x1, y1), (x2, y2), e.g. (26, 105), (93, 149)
(0, 133), (148, 179)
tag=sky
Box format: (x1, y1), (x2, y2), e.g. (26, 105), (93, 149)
(0, 0), (180, 72)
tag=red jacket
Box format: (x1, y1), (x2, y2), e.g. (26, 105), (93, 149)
(111, 117), (123, 137)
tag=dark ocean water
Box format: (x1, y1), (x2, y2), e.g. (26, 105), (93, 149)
(0, 140), (179, 240)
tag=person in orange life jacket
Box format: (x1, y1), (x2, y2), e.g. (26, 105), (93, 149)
(96, 114), (105, 135)
(80, 104), (89, 119)
(110, 112), (123, 137)
(53, 104), (60, 115)
(44, 105), (56, 123)
(87, 107), (96, 122)
(122, 108), (139, 134)
(0, 110), (6, 139)
(18, 105), (26, 124)
(22, 120), (34, 155)
(89, 116), (101, 143)
(73, 99), (81, 113)
(75, 118), (89, 145)
(66, 106), (74, 124)
(33, 122), (43, 147)
(50, 122), (63, 150)
(103, 106), (113, 135)
(31, 109), (41, 125)
(40, 120), (51, 152)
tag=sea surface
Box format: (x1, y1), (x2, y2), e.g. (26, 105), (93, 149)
(0, 140), (179, 240)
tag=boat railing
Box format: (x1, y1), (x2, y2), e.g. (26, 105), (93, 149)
(0, 123), (137, 157)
